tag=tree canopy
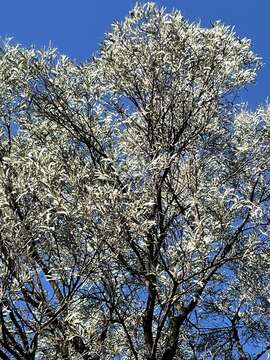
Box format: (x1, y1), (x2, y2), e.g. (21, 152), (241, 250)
(0, 2), (269, 359)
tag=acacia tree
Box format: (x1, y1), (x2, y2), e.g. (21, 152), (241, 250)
(0, 2), (270, 359)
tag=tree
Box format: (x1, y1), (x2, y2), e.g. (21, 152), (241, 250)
(0, 2), (269, 359)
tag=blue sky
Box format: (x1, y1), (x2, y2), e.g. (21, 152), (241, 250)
(1, 1), (270, 107)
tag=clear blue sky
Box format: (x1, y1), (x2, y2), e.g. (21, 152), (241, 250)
(1, 0), (270, 108)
